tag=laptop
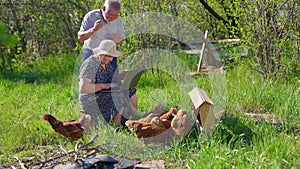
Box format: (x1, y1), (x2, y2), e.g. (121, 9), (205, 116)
(121, 68), (146, 90)
(111, 68), (146, 91)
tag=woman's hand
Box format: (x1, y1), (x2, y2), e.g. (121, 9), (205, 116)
(103, 83), (119, 89)
(117, 70), (128, 80)
(80, 78), (120, 93)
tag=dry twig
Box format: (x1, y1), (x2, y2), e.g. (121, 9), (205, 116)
(13, 156), (27, 169)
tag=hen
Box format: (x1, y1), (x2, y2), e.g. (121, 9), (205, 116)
(138, 103), (166, 123)
(125, 117), (167, 138)
(43, 114), (84, 140)
(159, 107), (177, 128)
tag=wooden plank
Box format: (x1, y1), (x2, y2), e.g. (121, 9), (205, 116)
(197, 30), (208, 73)
(135, 160), (165, 169)
(186, 39), (241, 46)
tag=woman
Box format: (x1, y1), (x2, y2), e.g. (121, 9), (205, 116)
(78, 39), (134, 130)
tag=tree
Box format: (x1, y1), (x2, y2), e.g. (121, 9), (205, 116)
(0, 0), (91, 71)
(0, 0), (298, 78)
(0, 21), (19, 72)
(190, 0), (300, 78)
(238, 0), (299, 78)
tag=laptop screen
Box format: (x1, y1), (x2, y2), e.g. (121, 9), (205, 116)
(121, 68), (146, 90)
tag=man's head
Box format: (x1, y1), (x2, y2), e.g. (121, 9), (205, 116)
(102, 0), (121, 22)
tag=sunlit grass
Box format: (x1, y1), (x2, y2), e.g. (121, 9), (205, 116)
(0, 54), (300, 168)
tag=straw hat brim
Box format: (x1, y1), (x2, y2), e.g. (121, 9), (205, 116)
(95, 50), (122, 58)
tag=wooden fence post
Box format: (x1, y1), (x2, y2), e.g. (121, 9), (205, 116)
(197, 30), (208, 73)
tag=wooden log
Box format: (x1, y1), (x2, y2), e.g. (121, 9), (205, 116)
(186, 39), (241, 46)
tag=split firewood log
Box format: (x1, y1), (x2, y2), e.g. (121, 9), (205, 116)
(171, 109), (191, 137)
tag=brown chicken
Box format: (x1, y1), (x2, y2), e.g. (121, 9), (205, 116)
(159, 107), (177, 128)
(138, 103), (166, 123)
(125, 117), (168, 138)
(43, 114), (84, 140)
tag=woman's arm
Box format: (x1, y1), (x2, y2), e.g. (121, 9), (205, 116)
(79, 78), (118, 93)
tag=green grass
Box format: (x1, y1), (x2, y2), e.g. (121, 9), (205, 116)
(0, 54), (300, 168)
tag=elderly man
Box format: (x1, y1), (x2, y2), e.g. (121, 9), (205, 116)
(78, 0), (124, 61)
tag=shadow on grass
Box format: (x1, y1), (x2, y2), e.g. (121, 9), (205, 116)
(183, 114), (255, 149)
(0, 70), (73, 84)
(0, 54), (80, 84)
(183, 112), (300, 151)
(217, 114), (255, 148)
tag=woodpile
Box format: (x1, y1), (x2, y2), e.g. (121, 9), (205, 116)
(1, 134), (166, 169)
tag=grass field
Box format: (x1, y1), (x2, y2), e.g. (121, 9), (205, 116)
(0, 53), (299, 168)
